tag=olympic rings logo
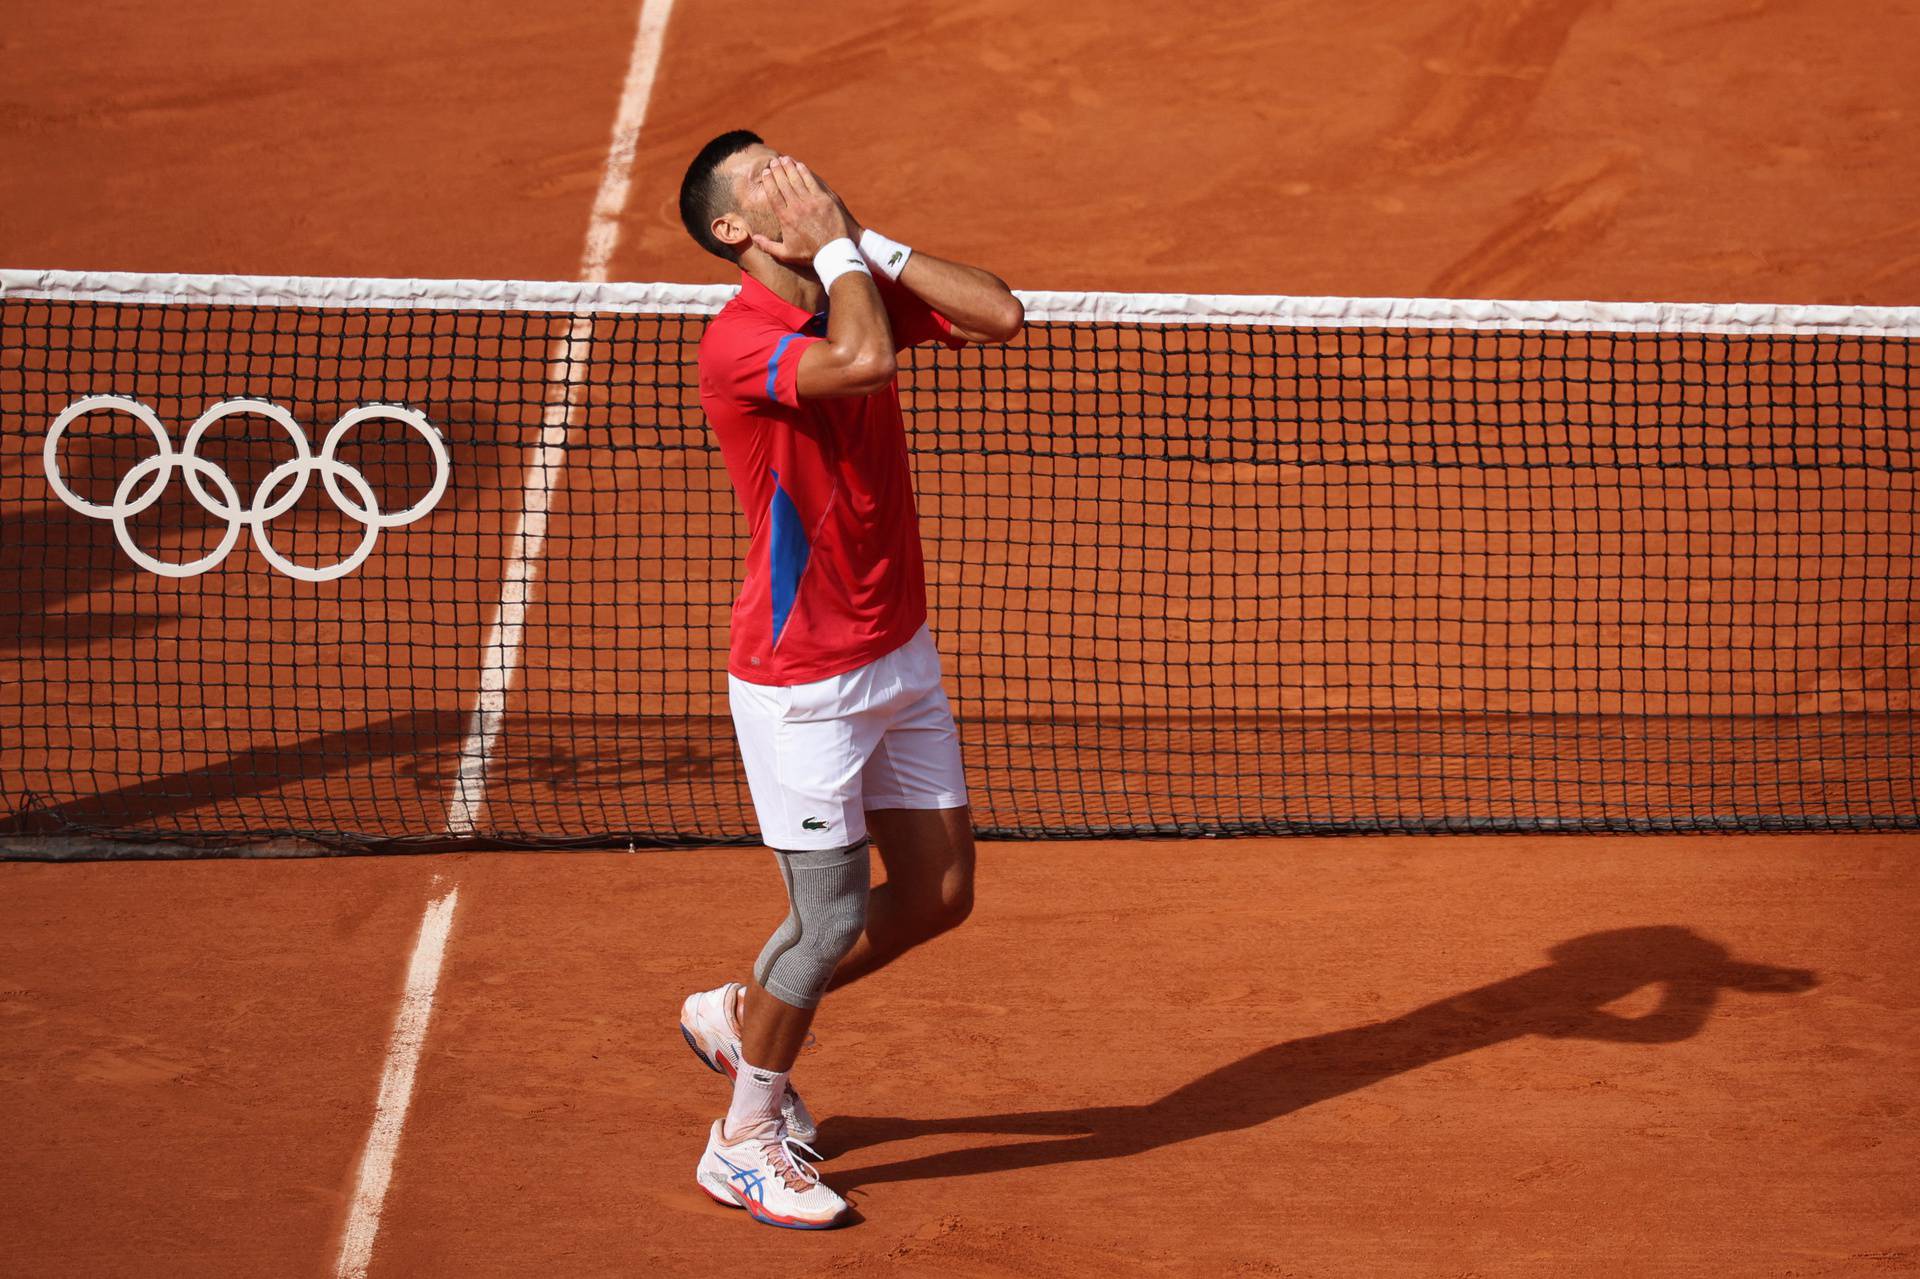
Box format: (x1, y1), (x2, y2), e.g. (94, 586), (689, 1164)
(42, 395), (450, 583)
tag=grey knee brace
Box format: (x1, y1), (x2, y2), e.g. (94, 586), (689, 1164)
(753, 840), (871, 1009)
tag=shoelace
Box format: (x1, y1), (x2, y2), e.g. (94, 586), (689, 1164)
(752, 1129), (829, 1190)
(761, 1134), (825, 1193)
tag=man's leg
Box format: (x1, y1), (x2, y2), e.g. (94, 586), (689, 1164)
(827, 803), (975, 991)
(727, 840), (869, 1137)
(695, 840), (865, 1228)
(737, 982), (816, 1071)
(738, 840), (871, 1070)
(712, 666), (879, 1142)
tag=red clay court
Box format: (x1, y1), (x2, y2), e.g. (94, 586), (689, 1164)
(4, 2), (1919, 1275)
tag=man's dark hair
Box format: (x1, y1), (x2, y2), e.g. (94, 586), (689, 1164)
(679, 129), (763, 262)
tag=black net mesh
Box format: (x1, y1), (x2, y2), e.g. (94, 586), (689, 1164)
(2, 285), (1914, 851)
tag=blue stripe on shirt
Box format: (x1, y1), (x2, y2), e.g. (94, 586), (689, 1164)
(764, 332), (803, 403)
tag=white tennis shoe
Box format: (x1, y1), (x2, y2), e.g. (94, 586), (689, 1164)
(696, 1119), (848, 1229)
(678, 982), (819, 1145)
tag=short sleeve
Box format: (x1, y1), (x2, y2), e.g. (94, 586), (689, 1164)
(879, 276), (966, 353)
(701, 315), (824, 410)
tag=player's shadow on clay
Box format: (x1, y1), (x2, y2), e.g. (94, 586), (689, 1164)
(819, 926), (1815, 1191)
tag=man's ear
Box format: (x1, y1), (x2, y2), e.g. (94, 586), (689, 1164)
(712, 211), (752, 255)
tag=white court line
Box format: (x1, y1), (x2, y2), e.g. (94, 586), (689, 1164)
(334, 887), (460, 1279)
(444, 0), (679, 835)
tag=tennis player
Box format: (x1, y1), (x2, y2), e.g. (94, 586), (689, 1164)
(672, 130), (1023, 1228)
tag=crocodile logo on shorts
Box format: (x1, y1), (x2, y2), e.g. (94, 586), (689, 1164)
(802, 817), (828, 831)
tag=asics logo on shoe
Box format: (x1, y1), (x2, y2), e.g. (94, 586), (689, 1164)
(802, 817), (828, 831)
(718, 1155), (767, 1203)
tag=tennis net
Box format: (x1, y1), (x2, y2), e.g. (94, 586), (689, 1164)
(2, 268), (1914, 853)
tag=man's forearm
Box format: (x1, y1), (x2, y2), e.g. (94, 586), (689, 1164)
(859, 227), (1023, 343)
(824, 268), (894, 366)
(795, 235), (897, 398)
(897, 252), (1023, 342)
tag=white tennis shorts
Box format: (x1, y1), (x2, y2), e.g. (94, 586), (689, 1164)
(728, 625), (969, 850)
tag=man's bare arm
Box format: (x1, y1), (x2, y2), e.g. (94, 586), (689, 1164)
(888, 249), (1025, 345)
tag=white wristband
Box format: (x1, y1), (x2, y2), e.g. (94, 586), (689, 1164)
(859, 227), (914, 281)
(811, 237), (870, 293)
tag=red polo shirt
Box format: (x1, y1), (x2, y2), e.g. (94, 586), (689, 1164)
(697, 271), (961, 686)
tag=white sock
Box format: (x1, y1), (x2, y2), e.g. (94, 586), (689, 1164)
(724, 1059), (788, 1142)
